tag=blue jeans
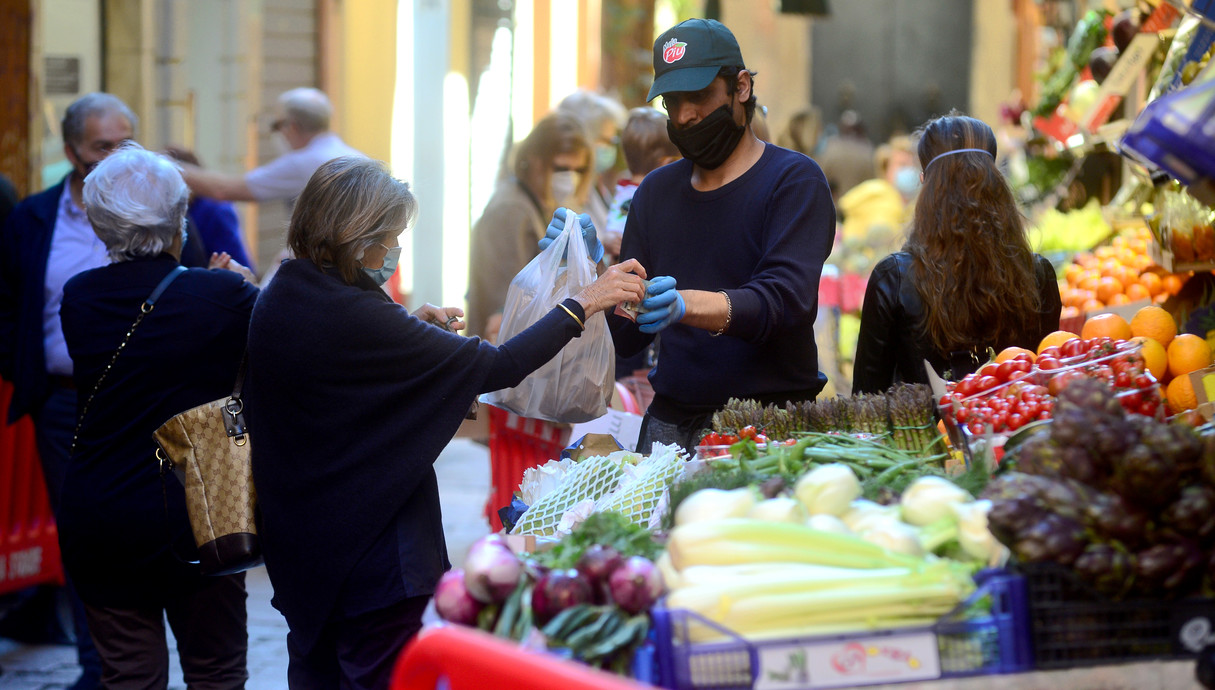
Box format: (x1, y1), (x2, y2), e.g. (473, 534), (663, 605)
(32, 383), (101, 687)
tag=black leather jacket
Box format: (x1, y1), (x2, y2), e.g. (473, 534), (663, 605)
(852, 252), (1062, 394)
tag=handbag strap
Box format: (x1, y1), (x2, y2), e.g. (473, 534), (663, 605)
(70, 265), (187, 457)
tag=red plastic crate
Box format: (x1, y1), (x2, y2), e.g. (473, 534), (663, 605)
(0, 379), (64, 595)
(485, 405), (570, 531)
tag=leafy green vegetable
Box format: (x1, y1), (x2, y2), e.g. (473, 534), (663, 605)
(532, 511), (661, 569)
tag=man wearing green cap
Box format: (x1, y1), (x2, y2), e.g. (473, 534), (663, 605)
(607, 18), (837, 452)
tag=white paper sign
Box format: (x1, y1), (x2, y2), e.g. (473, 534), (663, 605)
(569, 408), (644, 452)
(755, 631), (941, 689)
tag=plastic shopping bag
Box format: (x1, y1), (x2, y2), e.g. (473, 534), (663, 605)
(482, 209), (615, 422)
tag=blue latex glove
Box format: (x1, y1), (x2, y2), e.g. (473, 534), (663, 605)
(636, 276), (685, 334)
(538, 207), (605, 264)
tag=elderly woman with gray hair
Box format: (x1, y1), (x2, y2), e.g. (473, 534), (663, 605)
(57, 142), (256, 688)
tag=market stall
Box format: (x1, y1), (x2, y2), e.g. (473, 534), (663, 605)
(403, 3), (1215, 687)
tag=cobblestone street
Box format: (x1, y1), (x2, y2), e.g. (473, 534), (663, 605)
(0, 438), (491, 689)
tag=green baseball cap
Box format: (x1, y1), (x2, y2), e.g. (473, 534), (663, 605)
(648, 18), (745, 102)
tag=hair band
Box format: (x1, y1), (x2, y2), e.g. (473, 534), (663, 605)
(925, 148), (994, 171)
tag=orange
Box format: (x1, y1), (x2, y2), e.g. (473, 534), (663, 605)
(1109, 293), (1131, 305)
(1130, 336), (1168, 381)
(1167, 333), (1213, 378)
(996, 346), (1036, 363)
(1095, 276), (1124, 303)
(1038, 330), (1080, 355)
(1060, 305), (1081, 320)
(1074, 251), (1099, 269)
(1115, 265), (1139, 289)
(1078, 272), (1101, 292)
(1139, 272), (1164, 297)
(1081, 313), (1132, 341)
(1129, 305), (1177, 347)
(1094, 246), (1117, 260)
(1099, 259), (1121, 278)
(1162, 274), (1184, 296)
(1065, 263), (1086, 286)
(1124, 282), (1151, 302)
(1167, 374), (1198, 413)
(1064, 289), (1094, 309)
(1081, 298), (1105, 313)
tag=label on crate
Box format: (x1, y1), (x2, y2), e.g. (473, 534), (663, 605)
(754, 631), (941, 689)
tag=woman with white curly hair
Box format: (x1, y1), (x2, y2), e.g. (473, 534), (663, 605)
(57, 142), (256, 688)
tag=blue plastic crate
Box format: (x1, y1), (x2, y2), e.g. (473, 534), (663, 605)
(648, 569), (1032, 689)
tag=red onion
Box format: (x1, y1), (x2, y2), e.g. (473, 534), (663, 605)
(463, 535), (522, 603)
(434, 569), (484, 625)
(531, 568), (593, 624)
(576, 544), (623, 604)
(607, 556), (663, 614)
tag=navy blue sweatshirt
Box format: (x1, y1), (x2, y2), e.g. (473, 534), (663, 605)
(610, 143), (836, 424)
(245, 259), (586, 653)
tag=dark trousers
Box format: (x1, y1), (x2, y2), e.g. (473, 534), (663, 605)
(637, 410), (714, 455)
(82, 572), (248, 690)
(31, 383), (102, 687)
(287, 595), (429, 690)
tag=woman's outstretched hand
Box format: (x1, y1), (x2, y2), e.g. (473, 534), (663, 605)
(413, 304), (466, 332)
(573, 259), (647, 318)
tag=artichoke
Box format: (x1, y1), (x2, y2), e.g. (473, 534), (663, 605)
(1073, 542), (1135, 598)
(1161, 485), (1215, 540)
(1014, 514), (1087, 566)
(1135, 540), (1205, 595)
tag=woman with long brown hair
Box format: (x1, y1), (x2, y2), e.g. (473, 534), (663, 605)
(852, 113), (1061, 393)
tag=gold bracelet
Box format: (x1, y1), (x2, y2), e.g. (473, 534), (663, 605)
(711, 291), (731, 337)
(557, 303), (585, 330)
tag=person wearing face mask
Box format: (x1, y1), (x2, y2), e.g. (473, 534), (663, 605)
(56, 142), (257, 688)
(837, 135), (920, 262)
(605, 18), (837, 453)
(467, 111), (593, 341)
(557, 90), (627, 255)
(244, 156), (646, 689)
(0, 92), (145, 690)
(173, 88), (364, 284)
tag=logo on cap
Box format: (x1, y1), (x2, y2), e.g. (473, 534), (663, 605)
(662, 38), (687, 64)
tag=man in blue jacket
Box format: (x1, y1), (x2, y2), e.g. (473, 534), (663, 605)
(0, 92), (138, 690)
(607, 19), (836, 452)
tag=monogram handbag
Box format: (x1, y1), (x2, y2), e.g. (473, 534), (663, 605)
(72, 264), (262, 577)
(153, 353), (263, 576)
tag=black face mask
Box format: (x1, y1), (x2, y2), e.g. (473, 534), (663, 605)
(666, 103), (745, 170)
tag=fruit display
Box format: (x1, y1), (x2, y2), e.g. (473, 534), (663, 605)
(1028, 200), (1111, 253)
(987, 378), (1215, 600)
(1153, 186), (1215, 266)
(1058, 223), (1185, 317)
(941, 335), (1162, 440)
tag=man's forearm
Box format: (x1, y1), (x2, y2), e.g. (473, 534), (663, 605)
(180, 164), (258, 202)
(679, 288), (731, 334)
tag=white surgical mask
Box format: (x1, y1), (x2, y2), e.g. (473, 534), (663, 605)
(594, 145), (617, 174)
(550, 170), (578, 205)
(894, 167), (921, 198)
